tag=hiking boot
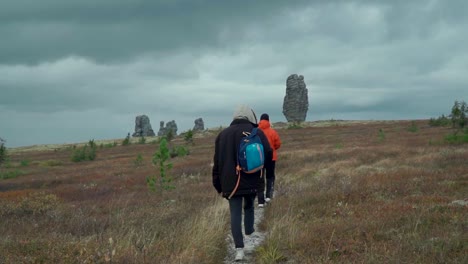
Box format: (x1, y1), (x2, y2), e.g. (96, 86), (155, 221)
(235, 248), (244, 261)
(258, 203), (264, 208)
(265, 198), (271, 203)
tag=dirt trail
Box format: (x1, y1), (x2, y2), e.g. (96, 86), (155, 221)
(224, 206), (266, 263)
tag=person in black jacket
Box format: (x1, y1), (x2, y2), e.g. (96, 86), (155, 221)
(212, 104), (272, 261)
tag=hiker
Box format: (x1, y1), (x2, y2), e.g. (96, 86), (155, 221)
(258, 113), (281, 204)
(212, 104), (272, 261)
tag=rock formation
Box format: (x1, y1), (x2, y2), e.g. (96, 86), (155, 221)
(132, 115), (155, 137)
(158, 121), (164, 136)
(158, 120), (178, 137)
(193, 118), (204, 131)
(282, 74), (309, 123)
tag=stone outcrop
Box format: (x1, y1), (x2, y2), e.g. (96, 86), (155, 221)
(193, 118), (204, 132)
(158, 120), (178, 137)
(132, 115), (155, 137)
(282, 74), (309, 123)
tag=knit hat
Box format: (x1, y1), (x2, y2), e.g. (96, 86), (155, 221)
(260, 113), (269, 121)
(233, 104), (257, 124)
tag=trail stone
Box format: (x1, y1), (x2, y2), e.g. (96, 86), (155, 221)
(282, 74), (309, 123)
(132, 115), (155, 137)
(451, 200), (468, 206)
(193, 118), (205, 132)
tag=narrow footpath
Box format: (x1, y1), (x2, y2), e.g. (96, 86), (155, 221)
(223, 206), (267, 263)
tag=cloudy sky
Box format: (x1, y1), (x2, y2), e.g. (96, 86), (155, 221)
(1, 0), (467, 147)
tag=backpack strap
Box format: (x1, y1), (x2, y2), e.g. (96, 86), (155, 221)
(250, 127), (258, 136)
(228, 172), (241, 200)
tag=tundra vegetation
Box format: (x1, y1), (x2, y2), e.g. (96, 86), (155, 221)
(0, 117), (466, 263)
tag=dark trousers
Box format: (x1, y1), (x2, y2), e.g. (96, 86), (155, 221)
(257, 161), (276, 204)
(265, 160), (276, 199)
(257, 170), (266, 204)
(228, 193), (256, 248)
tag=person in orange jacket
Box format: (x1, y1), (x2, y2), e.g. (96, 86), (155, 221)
(258, 113), (281, 203)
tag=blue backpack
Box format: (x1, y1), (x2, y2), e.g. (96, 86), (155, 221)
(237, 128), (265, 174)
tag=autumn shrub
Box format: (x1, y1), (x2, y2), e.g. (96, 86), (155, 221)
(1, 192), (59, 216)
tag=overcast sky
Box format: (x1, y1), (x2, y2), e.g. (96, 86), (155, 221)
(1, 0), (467, 147)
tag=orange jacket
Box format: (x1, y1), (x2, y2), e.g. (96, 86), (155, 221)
(258, 120), (281, 161)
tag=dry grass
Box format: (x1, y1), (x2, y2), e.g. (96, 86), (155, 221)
(0, 120), (466, 263)
(259, 120), (467, 263)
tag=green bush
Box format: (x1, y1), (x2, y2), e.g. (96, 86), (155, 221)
(429, 115), (451, 127)
(0, 169), (24, 180)
(138, 136), (146, 144)
(445, 130), (468, 144)
(170, 146), (190, 158)
(134, 153), (144, 167)
(184, 130), (194, 144)
(166, 130), (174, 142)
(88, 139), (96, 149)
(378, 128), (386, 142)
(71, 140), (97, 162)
(122, 133), (131, 146)
(407, 121), (419, 133)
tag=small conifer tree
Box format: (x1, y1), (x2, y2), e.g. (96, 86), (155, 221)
(147, 137), (174, 191)
(0, 138), (7, 166)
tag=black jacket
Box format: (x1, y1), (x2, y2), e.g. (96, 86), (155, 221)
(212, 119), (272, 198)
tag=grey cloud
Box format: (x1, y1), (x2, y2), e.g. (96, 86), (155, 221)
(0, 0), (311, 64)
(0, 52), (200, 113)
(1, 0), (467, 147)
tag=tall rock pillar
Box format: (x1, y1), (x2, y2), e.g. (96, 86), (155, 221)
(282, 74), (309, 123)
